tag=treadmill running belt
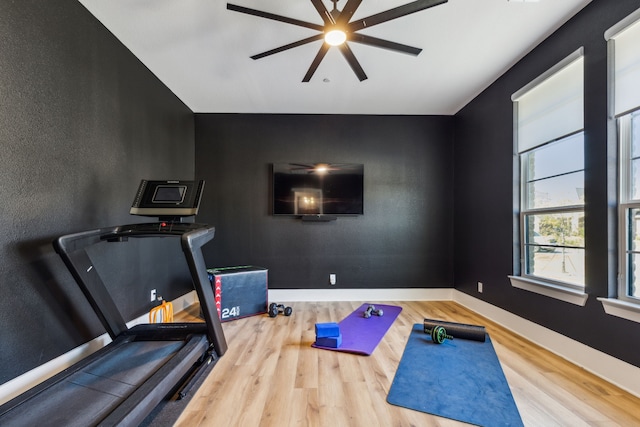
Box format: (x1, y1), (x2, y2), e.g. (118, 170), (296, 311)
(0, 340), (185, 426)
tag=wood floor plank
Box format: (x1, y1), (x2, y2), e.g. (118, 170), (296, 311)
(174, 301), (640, 427)
(288, 388), (320, 427)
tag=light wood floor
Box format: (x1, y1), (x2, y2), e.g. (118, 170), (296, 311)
(174, 301), (640, 426)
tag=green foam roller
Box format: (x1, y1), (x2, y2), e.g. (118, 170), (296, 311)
(423, 318), (486, 342)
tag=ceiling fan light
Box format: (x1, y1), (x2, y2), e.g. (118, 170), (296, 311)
(325, 30), (347, 46)
(314, 164), (329, 174)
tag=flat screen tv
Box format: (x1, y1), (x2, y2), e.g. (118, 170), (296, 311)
(272, 163), (364, 217)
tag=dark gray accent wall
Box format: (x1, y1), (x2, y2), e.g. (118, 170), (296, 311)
(195, 114), (454, 290)
(454, 0), (640, 367)
(0, 0), (195, 384)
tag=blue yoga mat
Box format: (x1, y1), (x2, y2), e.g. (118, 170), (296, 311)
(312, 303), (402, 355)
(387, 324), (523, 427)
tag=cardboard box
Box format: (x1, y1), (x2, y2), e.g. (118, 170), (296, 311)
(207, 266), (268, 322)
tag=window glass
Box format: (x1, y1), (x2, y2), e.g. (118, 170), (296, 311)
(630, 112), (640, 157)
(524, 211), (585, 286)
(526, 133), (583, 180)
(630, 112), (640, 200)
(526, 171), (584, 209)
(629, 253), (640, 298)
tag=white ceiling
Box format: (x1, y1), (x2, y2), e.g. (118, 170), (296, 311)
(78, 0), (592, 115)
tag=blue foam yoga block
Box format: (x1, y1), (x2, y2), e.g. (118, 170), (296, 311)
(315, 322), (340, 338)
(316, 333), (342, 348)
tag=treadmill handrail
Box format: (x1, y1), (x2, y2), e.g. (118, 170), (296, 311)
(182, 228), (227, 355)
(53, 223), (228, 356)
(54, 227), (129, 338)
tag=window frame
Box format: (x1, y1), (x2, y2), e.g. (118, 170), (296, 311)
(617, 109), (640, 304)
(598, 7), (640, 323)
(509, 48), (588, 303)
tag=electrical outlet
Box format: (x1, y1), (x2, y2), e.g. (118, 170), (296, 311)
(329, 274), (336, 285)
(150, 288), (156, 302)
(477, 282), (483, 293)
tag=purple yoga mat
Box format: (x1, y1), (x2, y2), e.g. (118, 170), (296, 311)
(312, 303), (402, 355)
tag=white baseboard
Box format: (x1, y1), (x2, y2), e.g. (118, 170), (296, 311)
(268, 287), (454, 302)
(0, 291), (198, 406)
(2, 288), (639, 406)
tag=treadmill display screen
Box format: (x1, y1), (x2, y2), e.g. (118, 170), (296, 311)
(130, 180), (204, 218)
(153, 185), (186, 203)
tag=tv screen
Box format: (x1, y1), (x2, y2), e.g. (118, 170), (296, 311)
(272, 163), (364, 216)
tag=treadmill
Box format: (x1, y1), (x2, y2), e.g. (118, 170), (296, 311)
(0, 180), (227, 426)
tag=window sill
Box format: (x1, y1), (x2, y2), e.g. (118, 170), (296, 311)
(598, 298), (640, 323)
(508, 275), (588, 306)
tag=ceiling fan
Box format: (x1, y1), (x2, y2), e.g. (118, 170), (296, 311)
(227, 0), (448, 82)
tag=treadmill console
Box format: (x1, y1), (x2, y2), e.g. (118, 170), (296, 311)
(102, 222), (210, 241)
(130, 179), (204, 220)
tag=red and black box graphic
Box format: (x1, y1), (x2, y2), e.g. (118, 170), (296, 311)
(206, 266), (268, 322)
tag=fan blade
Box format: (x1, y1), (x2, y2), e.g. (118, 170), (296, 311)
(348, 0), (447, 31)
(338, 43), (368, 81)
(310, 0), (334, 25)
(251, 34), (324, 60)
(227, 3), (324, 31)
(348, 33), (421, 56)
(302, 43), (331, 82)
(336, 0), (363, 25)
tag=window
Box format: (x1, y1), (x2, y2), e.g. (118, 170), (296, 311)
(610, 12), (640, 304)
(619, 111), (640, 302)
(521, 133), (585, 288)
(510, 49), (586, 301)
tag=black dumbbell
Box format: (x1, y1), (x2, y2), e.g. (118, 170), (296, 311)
(269, 302), (293, 317)
(363, 304), (384, 318)
(424, 325), (453, 344)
